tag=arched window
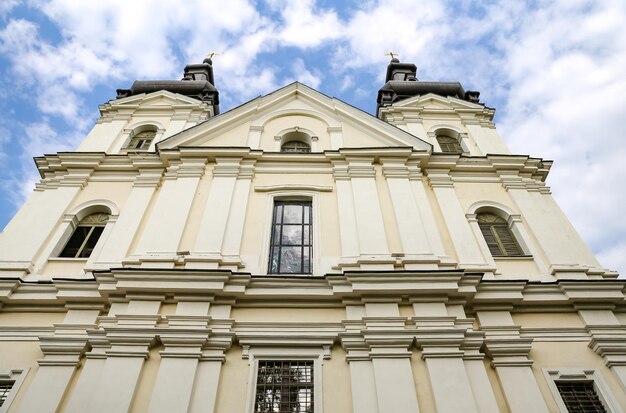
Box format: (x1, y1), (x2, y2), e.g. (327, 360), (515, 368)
(477, 212), (524, 257)
(59, 212), (109, 258)
(280, 130), (312, 153)
(127, 129), (156, 150)
(281, 140), (311, 153)
(436, 135), (463, 153)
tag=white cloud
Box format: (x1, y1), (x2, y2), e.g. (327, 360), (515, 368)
(287, 58), (322, 89)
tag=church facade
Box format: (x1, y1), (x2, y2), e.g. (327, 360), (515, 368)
(0, 57), (625, 412)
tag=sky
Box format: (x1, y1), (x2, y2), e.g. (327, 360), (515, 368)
(0, 0), (625, 276)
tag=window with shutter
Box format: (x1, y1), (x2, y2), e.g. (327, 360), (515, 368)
(436, 135), (463, 153)
(477, 213), (524, 257)
(0, 381), (15, 407)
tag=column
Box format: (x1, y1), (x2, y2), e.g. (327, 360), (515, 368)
(78, 118), (128, 152)
(246, 125), (263, 148)
(95, 167), (162, 267)
(381, 157), (433, 265)
(87, 300), (161, 413)
(407, 161), (447, 258)
(148, 301), (210, 413)
(0, 185), (83, 276)
(502, 174), (600, 274)
(370, 355), (420, 413)
(478, 311), (549, 413)
(134, 157), (206, 264)
(16, 309), (97, 413)
(333, 161), (360, 260)
(189, 158), (252, 269)
(328, 126), (343, 150)
(364, 303), (419, 413)
(347, 157), (390, 258)
(578, 307), (626, 391)
(413, 302), (480, 413)
(427, 170), (488, 268)
(221, 161), (255, 264)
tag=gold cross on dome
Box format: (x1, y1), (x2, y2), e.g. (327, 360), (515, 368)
(385, 51), (399, 60)
(206, 52), (220, 60)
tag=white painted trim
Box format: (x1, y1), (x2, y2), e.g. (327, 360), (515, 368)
(543, 368), (623, 413)
(0, 368), (30, 413)
(258, 191), (321, 276)
(255, 184), (333, 192)
(244, 347), (327, 413)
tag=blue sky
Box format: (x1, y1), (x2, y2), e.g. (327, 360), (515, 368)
(1, 0), (625, 275)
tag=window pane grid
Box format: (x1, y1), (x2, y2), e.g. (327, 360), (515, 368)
(269, 202), (312, 274)
(556, 381), (607, 413)
(255, 361), (314, 413)
(59, 213), (109, 258)
(0, 381), (15, 407)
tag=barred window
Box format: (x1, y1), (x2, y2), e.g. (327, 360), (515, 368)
(254, 361), (314, 413)
(436, 135), (463, 153)
(269, 201), (312, 274)
(59, 213), (109, 258)
(556, 381), (607, 413)
(477, 212), (524, 257)
(0, 381), (15, 407)
(127, 130), (156, 150)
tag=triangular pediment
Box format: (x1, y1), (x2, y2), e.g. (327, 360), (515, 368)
(100, 90), (208, 114)
(158, 83), (431, 151)
(393, 93), (486, 110)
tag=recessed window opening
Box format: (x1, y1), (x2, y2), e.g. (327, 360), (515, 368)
(436, 135), (463, 153)
(0, 381), (15, 407)
(127, 128), (157, 150)
(477, 212), (524, 257)
(269, 201), (312, 274)
(281, 131), (311, 153)
(59, 212), (109, 258)
(254, 360), (314, 413)
(556, 381), (607, 413)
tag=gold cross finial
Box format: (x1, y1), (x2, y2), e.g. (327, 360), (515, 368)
(385, 51), (399, 60)
(206, 52), (220, 60)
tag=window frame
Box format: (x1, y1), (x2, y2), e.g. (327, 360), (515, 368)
(543, 369), (623, 413)
(268, 200), (313, 275)
(260, 192), (320, 276)
(0, 368), (29, 413)
(244, 348), (327, 413)
(127, 129), (157, 150)
(436, 134), (464, 154)
(58, 212), (110, 258)
(476, 212), (524, 257)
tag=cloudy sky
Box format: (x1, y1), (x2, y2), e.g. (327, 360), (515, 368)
(0, 0), (625, 275)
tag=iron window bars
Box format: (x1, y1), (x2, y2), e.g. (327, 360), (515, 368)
(254, 360), (314, 413)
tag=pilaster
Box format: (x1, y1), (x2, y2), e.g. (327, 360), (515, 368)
(132, 156), (206, 267)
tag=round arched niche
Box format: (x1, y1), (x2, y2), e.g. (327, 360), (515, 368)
(259, 114), (329, 152)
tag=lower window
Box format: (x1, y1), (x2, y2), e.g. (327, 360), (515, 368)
(254, 360), (314, 413)
(0, 381), (14, 408)
(544, 369), (620, 413)
(556, 381), (607, 413)
(0, 368), (29, 413)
